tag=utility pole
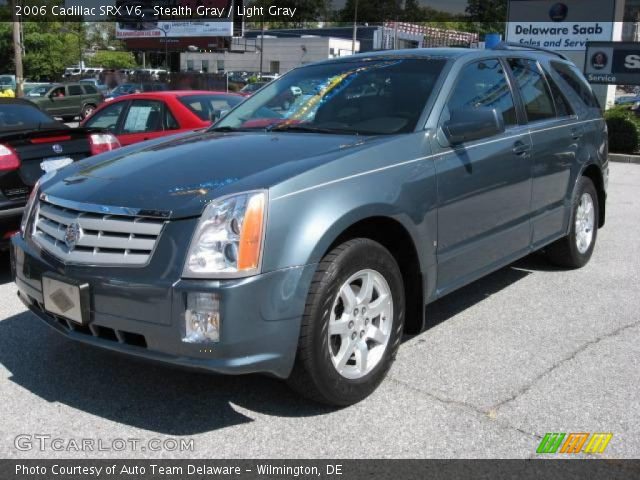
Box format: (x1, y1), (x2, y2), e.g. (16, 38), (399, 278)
(12, 0), (24, 97)
(351, 0), (358, 54)
(259, 18), (264, 76)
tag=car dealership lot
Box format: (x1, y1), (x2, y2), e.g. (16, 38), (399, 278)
(0, 162), (638, 459)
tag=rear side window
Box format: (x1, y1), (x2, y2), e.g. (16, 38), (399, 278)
(67, 85), (83, 96)
(544, 72), (573, 117)
(179, 94), (244, 121)
(507, 58), (555, 122)
(550, 61), (600, 109)
(82, 85), (98, 94)
(445, 59), (518, 127)
(122, 100), (163, 133)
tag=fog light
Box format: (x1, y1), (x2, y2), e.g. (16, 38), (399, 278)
(183, 293), (220, 343)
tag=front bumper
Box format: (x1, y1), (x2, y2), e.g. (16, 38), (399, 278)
(0, 206), (23, 249)
(11, 233), (316, 378)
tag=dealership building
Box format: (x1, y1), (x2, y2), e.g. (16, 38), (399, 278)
(114, 0), (640, 103)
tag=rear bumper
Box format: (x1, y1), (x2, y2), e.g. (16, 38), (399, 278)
(11, 234), (316, 378)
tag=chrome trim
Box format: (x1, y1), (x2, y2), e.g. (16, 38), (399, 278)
(0, 207), (25, 218)
(32, 198), (166, 267)
(40, 194), (172, 219)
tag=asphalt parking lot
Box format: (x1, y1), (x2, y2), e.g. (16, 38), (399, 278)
(0, 163), (638, 459)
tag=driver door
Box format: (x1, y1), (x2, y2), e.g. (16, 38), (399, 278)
(83, 101), (128, 136)
(46, 86), (72, 117)
(432, 58), (533, 295)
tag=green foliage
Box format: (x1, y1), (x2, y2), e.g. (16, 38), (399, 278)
(88, 50), (137, 69)
(605, 107), (640, 154)
(0, 21), (86, 81)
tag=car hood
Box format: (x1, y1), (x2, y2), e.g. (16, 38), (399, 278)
(41, 130), (382, 219)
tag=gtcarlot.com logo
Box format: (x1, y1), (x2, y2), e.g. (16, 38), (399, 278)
(537, 432), (612, 454)
(14, 434), (195, 453)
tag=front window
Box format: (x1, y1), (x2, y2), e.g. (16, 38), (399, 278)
(84, 102), (126, 133)
(216, 57), (446, 135)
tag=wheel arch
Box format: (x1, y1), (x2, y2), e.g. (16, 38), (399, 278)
(320, 214), (426, 335)
(581, 163), (606, 228)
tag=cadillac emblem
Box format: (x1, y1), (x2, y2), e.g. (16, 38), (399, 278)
(64, 223), (82, 250)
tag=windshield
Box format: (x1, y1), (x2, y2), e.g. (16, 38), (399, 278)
(26, 85), (51, 96)
(111, 84), (137, 94)
(216, 58), (446, 135)
(0, 103), (57, 129)
(0, 76), (14, 85)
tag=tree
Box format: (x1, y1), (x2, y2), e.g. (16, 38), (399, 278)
(88, 50), (137, 69)
(465, 0), (507, 34)
(0, 21), (86, 81)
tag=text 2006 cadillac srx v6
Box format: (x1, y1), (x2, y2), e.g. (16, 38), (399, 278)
(12, 46), (608, 405)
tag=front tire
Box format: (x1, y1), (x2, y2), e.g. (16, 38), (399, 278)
(81, 104), (96, 120)
(545, 177), (599, 268)
(287, 239), (405, 406)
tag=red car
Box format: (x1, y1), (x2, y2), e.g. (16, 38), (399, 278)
(81, 91), (244, 146)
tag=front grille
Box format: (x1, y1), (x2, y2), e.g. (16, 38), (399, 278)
(32, 198), (165, 266)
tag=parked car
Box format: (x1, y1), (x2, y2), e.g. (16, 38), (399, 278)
(614, 95), (640, 106)
(0, 98), (119, 248)
(79, 78), (109, 94)
(26, 83), (104, 121)
(11, 47), (608, 406)
(104, 83), (169, 102)
(81, 91), (244, 146)
(0, 74), (16, 91)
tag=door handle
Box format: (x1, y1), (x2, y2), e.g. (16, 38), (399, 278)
(571, 127), (584, 140)
(512, 141), (531, 156)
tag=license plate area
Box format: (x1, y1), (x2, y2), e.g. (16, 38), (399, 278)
(42, 274), (90, 325)
(41, 157), (74, 173)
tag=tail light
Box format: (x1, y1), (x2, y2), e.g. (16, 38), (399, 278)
(0, 143), (21, 172)
(88, 133), (121, 156)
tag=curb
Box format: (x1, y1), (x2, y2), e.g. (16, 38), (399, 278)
(609, 153), (640, 164)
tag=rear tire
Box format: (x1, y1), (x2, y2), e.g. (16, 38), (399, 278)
(545, 177), (599, 269)
(287, 239), (405, 406)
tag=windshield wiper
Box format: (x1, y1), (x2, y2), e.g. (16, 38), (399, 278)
(268, 124), (357, 135)
(209, 126), (258, 133)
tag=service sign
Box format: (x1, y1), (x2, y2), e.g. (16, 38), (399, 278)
(506, 0), (616, 51)
(584, 42), (640, 85)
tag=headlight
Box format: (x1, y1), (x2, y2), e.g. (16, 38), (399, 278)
(20, 172), (55, 237)
(183, 191), (267, 278)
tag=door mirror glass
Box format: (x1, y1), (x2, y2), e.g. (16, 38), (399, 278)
(443, 107), (505, 145)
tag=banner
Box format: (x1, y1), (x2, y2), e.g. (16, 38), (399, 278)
(506, 0), (616, 51)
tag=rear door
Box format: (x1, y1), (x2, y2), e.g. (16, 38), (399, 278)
(505, 57), (577, 247)
(433, 58), (533, 294)
(66, 84), (85, 117)
(117, 99), (179, 146)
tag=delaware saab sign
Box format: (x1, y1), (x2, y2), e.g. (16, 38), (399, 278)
(584, 42), (640, 85)
(506, 0), (615, 51)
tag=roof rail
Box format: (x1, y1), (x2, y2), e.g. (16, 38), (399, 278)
(492, 42), (570, 61)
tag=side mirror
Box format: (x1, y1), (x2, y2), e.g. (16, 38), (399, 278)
(442, 107), (505, 146)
